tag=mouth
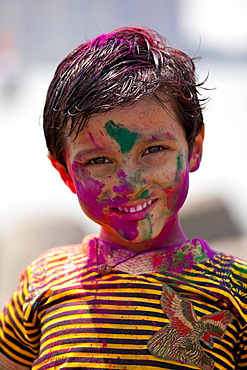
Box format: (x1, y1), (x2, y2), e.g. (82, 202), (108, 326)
(116, 199), (155, 213)
(112, 199), (157, 218)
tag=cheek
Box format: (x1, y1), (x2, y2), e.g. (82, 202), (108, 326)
(71, 165), (131, 218)
(162, 152), (189, 212)
(164, 167), (189, 212)
(71, 165), (106, 217)
(74, 175), (105, 205)
(73, 168), (139, 241)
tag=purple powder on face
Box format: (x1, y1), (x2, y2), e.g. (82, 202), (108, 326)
(110, 214), (139, 241)
(113, 170), (134, 195)
(72, 162), (106, 218)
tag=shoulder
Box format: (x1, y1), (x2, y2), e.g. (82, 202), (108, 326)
(213, 250), (247, 298)
(25, 235), (97, 293)
(227, 254), (247, 291)
(29, 234), (96, 267)
(214, 250), (247, 278)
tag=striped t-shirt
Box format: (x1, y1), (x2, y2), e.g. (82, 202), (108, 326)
(1, 236), (247, 369)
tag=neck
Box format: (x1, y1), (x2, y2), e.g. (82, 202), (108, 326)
(99, 216), (187, 253)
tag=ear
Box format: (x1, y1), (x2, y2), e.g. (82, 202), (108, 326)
(189, 125), (204, 173)
(48, 153), (77, 194)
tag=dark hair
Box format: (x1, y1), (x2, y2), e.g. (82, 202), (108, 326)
(43, 26), (206, 168)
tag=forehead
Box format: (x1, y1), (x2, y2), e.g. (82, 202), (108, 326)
(66, 97), (186, 151)
(94, 98), (179, 130)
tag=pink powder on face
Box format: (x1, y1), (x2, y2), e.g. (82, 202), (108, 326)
(164, 168), (189, 214)
(72, 162), (139, 240)
(163, 149), (189, 214)
(113, 170), (134, 195)
(109, 215), (139, 241)
(72, 162), (106, 218)
(88, 132), (103, 150)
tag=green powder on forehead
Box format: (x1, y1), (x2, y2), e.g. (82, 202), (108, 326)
(105, 120), (139, 153)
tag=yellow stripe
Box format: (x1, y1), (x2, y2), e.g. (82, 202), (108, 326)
(12, 292), (25, 321)
(176, 272), (223, 284)
(1, 328), (36, 359)
(179, 284), (235, 302)
(41, 309), (163, 331)
(214, 341), (235, 363)
(41, 301), (163, 318)
(0, 343), (34, 366)
(44, 311), (164, 323)
(232, 260), (247, 269)
(42, 341), (148, 351)
(39, 270), (87, 288)
(43, 321), (157, 332)
(0, 352), (28, 370)
(34, 349), (204, 370)
(41, 291), (161, 313)
(205, 346), (233, 368)
(215, 362), (233, 370)
(187, 271), (224, 283)
(37, 351), (158, 360)
(239, 352), (247, 360)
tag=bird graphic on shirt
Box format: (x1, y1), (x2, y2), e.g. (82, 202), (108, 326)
(147, 284), (232, 370)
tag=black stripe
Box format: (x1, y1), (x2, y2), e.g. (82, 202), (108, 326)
(42, 324), (156, 336)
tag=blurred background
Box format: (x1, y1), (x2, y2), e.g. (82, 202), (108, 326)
(1, 0), (247, 308)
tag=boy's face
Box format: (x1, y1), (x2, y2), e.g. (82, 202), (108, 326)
(50, 98), (203, 250)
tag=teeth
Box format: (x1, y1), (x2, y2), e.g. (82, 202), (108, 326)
(117, 199), (154, 213)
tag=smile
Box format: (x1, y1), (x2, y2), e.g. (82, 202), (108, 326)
(116, 199), (156, 213)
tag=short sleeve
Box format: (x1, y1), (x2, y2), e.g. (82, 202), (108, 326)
(0, 268), (40, 369)
(229, 259), (247, 367)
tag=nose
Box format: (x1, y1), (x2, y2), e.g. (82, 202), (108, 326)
(112, 169), (147, 195)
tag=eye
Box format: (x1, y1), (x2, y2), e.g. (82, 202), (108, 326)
(143, 145), (167, 155)
(88, 157), (111, 165)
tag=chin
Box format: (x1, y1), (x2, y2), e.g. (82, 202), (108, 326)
(118, 223), (163, 245)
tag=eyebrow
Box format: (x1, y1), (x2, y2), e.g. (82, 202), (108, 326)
(142, 131), (178, 143)
(74, 148), (107, 160)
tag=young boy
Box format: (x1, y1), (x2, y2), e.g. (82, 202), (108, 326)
(1, 26), (247, 370)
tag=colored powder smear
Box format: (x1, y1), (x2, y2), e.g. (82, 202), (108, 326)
(176, 151), (183, 172)
(113, 170), (134, 195)
(143, 214), (153, 240)
(105, 120), (139, 153)
(137, 189), (149, 199)
(113, 170), (147, 195)
(88, 132), (102, 149)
